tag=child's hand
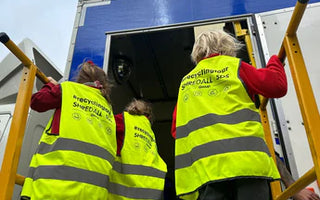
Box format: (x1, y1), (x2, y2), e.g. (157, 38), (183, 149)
(47, 77), (58, 85)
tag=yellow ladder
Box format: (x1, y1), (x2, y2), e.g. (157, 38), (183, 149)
(272, 0), (320, 199)
(235, 0), (320, 199)
(0, 32), (48, 200)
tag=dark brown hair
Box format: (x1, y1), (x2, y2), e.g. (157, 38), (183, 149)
(75, 61), (112, 103)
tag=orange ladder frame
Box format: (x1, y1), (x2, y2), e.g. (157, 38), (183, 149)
(270, 0), (320, 199)
(0, 32), (48, 200)
(236, 0), (320, 199)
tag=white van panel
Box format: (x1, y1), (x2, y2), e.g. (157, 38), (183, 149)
(0, 111), (12, 169)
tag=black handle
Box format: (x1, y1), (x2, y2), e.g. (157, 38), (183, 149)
(298, 0), (309, 4)
(0, 32), (10, 44)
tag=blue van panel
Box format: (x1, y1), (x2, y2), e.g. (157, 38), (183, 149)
(69, 0), (320, 79)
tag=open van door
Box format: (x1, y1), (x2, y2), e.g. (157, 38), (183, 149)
(103, 16), (265, 193)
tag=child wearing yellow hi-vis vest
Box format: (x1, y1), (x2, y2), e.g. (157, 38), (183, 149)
(173, 30), (287, 200)
(109, 99), (167, 200)
(21, 61), (117, 200)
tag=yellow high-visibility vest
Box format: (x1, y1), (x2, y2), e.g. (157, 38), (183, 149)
(108, 112), (167, 200)
(175, 55), (280, 197)
(21, 81), (116, 200)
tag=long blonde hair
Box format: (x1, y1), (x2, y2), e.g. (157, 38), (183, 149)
(75, 61), (112, 103)
(191, 30), (244, 64)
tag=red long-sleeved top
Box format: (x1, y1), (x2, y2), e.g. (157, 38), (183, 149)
(115, 113), (125, 156)
(31, 82), (62, 135)
(171, 55), (287, 138)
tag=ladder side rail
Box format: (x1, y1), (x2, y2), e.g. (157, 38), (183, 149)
(275, 34), (320, 199)
(15, 173), (26, 186)
(257, 0), (320, 198)
(286, 0), (309, 37)
(234, 21), (282, 199)
(260, 0), (308, 109)
(260, 109), (282, 199)
(0, 64), (37, 200)
(0, 32), (49, 200)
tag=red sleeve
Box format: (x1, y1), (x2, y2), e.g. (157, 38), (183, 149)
(50, 109), (61, 135)
(30, 82), (62, 112)
(239, 55), (287, 100)
(115, 113), (125, 156)
(171, 105), (177, 139)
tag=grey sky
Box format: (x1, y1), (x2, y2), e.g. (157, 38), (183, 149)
(0, 0), (78, 74)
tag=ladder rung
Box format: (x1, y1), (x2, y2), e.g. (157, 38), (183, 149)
(15, 174), (25, 186)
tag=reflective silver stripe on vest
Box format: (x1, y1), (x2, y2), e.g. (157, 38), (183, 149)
(175, 136), (270, 169)
(109, 181), (163, 199)
(37, 137), (114, 164)
(28, 165), (109, 188)
(176, 108), (261, 139)
(113, 161), (166, 179)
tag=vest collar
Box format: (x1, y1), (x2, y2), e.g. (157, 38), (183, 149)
(201, 53), (220, 61)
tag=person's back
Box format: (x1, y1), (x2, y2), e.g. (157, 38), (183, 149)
(109, 99), (167, 200)
(21, 61), (117, 200)
(174, 30), (287, 200)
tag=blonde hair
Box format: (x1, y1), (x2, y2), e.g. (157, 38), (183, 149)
(75, 61), (112, 103)
(124, 99), (153, 123)
(191, 30), (244, 64)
